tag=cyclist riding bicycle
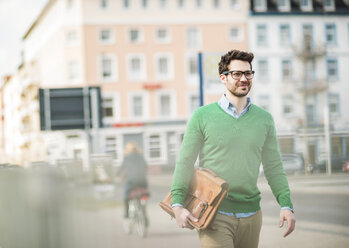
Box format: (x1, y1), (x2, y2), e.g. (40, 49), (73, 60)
(117, 141), (149, 224)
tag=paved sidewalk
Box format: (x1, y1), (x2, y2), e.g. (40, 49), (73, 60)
(97, 201), (349, 248)
(57, 173), (349, 248)
(146, 173), (349, 248)
(259, 215), (349, 248)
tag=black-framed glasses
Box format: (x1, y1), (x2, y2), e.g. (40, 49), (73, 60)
(222, 70), (255, 80)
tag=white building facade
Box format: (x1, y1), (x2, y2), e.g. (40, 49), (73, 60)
(248, 0), (349, 166)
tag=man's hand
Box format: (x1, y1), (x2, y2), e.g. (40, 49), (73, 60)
(172, 206), (198, 230)
(279, 209), (296, 237)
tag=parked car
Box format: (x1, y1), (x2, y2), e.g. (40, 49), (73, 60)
(259, 153), (304, 175)
(281, 154), (305, 175)
(343, 159), (349, 172)
(309, 156), (349, 173)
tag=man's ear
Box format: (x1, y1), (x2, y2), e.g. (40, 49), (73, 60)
(219, 74), (226, 82)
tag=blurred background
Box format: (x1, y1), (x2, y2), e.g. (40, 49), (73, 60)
(0, 0), (349, 247)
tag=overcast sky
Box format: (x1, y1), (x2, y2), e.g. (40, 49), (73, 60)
(0, 0), (48, 84)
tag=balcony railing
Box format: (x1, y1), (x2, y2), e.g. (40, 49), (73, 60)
(296, 79), (328, 94)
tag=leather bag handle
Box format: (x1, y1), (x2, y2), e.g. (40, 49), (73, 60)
(198, 167), (217, 177)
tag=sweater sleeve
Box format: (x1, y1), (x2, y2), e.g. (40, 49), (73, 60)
(261, 116), (293, 209)
(171, 110), (204, 205)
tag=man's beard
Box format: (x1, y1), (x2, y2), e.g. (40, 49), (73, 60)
(229, 83), (251, 97)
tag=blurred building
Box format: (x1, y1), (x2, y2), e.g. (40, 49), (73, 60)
(0, 0), (250, 169)
(249, 0), (349, 167)
(0, 77), (7, 164)
(0, 65), (44, 166)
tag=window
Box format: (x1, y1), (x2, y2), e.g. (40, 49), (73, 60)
(103, 135), (121, 161)
(148, 134), (162, 159)
(305, 96), (316, 124)
(100, 0), (108, 9)
(324, 0), (335, 11)
(329, 94), (340, 115)
(256, 24), (267, 46)
(281, 60), (292, 80)
(187, 28), (201, 48)
(187, 54), (199, 85)
(159, 0), (167, 8)
(278, 0), (287, 7)
(331, 137), (342, 157)
(258, 95), (270, 111)
(257, 60), (268, 79)
(99, 29), (114, 44)
(128, 92), (148, 119)
(99, 54), (117, 82)
(229, 27), (243, 42)
(188, 56), (198, 76)
(196, 0), (203, 8)
(300, 0), (312, 11)
(132, 96), (143, 117)
(254, 0), (266, 11)
(66, 30), (78, 46)
(325, 23), (336, 45)
(304, 59), (316, 82)
(127, 54), (146, 81)
(141, 0), (148, 8)
(102, 56), (112, 78)
(155, 53), (174, 80)
(326, 59), (338, 80)
(102, 98), (114, 119)
(129, 28), (143, 43)
(67, 60), (79, 81)
(178, 0), (184, 8)
(156, 28), (171, 43)
(306, 104), (315, 123)
(282, 95), (294, 116)
(130, 94), (145, 118)
(102, 57), (112, 78)
(278, 0), (290, 11)
(303, 24), (313, 47)
(189, 94), (200, 114)
(168, 132), (179, 164)
(123, 0), (130, 8)
(213, 0), (220, 9)
(102, 94), (119, 124)
(177, 0), (184, 9)
(279, 24), (291, 46)
(231, 0), (238, 8)
(160, 95), (171, 116)
(158, 58), (168, 76)
(157, 92), (175, 117)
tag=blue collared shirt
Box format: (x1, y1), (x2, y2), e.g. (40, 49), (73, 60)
(217, 94), (252, 119)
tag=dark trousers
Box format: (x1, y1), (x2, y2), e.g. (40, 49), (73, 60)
(123, 180), (147, 218)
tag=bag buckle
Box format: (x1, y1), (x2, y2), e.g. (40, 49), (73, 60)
(198, 202), (208, 219)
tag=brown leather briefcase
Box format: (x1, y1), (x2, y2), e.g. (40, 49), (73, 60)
(159, 168), (229, 230)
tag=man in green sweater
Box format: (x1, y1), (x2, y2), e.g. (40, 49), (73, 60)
(171, 50), (296, 248)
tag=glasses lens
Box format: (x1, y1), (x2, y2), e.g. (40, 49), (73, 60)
(245, 71), (253, 79)
(232, 72), (242, 79)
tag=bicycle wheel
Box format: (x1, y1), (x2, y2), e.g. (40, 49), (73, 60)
(123, 200), (135, 235)
(135, 199), (147, 238)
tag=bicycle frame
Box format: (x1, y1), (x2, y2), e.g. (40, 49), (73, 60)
(127, 188), (150, 238)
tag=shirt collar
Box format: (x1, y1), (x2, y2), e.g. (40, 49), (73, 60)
(219, 94), (252, 112)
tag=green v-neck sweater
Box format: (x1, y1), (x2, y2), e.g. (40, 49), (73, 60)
(171, 102), (293, 213)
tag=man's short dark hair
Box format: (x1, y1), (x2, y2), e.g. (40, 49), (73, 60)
(218, 50), (254, 75)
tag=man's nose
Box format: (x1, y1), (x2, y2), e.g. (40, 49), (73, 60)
(240, 73), (248, 81)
